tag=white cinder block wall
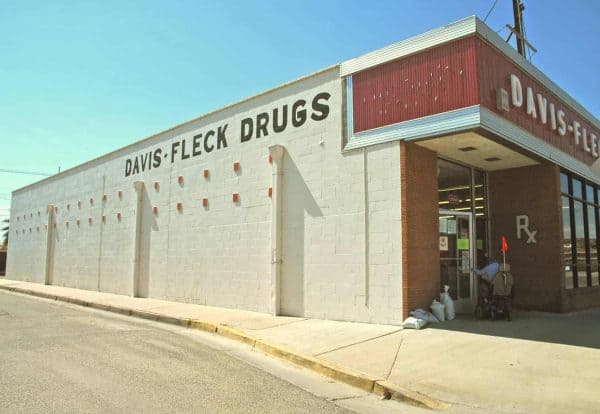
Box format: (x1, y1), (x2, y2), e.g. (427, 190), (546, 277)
(6, 67), (404, 325)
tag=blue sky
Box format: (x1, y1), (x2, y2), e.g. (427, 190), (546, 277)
(1, 0), (599, 222)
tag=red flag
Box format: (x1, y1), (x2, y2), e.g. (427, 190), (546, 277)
(501, 236), (509, 252)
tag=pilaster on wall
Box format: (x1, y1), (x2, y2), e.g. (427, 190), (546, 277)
(400, 142), (440, 318)
(44, 204), (55, 285)
(488, 163), (563, 311)
(132, 181), (145, 298)
(269, 145), (285, 315)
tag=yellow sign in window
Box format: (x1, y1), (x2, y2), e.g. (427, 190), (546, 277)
(457, 239), (469, 250)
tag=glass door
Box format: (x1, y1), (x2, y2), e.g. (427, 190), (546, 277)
(439, 210), (475, 313)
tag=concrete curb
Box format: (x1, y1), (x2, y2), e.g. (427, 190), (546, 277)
(0, 283), (447, 410)
(374, 381), (449, 410)
(254, 340), (378, 393)
(217, 325), (258, 346)
(189, 320), (218, 333)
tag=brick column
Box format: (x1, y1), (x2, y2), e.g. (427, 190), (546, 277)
(401, 142), (440, 318)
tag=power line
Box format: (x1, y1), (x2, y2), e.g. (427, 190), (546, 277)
(483, 0), (499, 22)
(0, 168), (52, 177)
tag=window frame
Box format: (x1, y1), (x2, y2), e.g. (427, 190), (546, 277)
(561, 169), (600, 289)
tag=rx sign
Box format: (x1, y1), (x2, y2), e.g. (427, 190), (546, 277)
(516, 215), (537, 244)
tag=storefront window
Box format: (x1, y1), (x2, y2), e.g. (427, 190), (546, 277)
(587, 204), (598, 286)
(560, 173), (569, 194)
(573, 201), (587, 287)
(437, 160), (472, 213)
(585, 184), (595, 202)
(562, 196), (574, 289)
(572, 178), (583, 199)
(561, 170), (599, 289)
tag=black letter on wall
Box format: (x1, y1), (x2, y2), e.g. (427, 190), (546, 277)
(171, 141), (180, 163)
(153, 148), (162, 168)
(241, 118), (253, 142)
(256, 112), (269, 138)
(273, 105), (288, 133)
(204, 130), (215, 153)
(311, 92), (330, 121)
(125, 159), (132, 177)
(217, 124), (228, 149)
(292, 99), (307, 127)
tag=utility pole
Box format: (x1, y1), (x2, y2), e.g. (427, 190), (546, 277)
(512, 0), (526, 58)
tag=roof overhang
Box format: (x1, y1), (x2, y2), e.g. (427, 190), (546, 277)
(343, 103), (599, 183)
(341, 16), (600, 183)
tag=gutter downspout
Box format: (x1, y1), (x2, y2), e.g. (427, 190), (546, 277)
(132, 181), (145, 297)
(269, 145), (285, 315)
(44, 204), (55, 285)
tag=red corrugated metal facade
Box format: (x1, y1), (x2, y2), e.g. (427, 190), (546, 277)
(351, 34), (599, 166)
(477, 40), (599, 166)
(352, 37), (479, 133)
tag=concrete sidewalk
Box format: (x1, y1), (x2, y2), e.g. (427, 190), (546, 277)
(1, 279), (599, 413)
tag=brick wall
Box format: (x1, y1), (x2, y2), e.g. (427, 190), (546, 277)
(562, 286), (600, 311)
(488, 163), (564, 311)
(401, 142), (439, 318)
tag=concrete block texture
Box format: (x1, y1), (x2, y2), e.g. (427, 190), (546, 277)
(6, 67), (404, 325)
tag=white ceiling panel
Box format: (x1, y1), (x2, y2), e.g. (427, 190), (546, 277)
(416, 132), (538, 171)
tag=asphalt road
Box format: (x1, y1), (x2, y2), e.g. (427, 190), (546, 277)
(0, 292), (357, 414)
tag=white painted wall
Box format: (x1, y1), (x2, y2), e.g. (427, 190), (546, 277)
(6, 67), (404, 324)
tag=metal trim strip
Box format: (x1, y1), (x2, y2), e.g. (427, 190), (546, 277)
(479, 107), (599, 184)
(346, 76), (354, 137)
(343, 106), (481, 151)
(340, 16), (477, 76)
(344, 103), (600, 184)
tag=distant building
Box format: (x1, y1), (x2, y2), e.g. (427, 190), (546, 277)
(7, 17), (600, 324)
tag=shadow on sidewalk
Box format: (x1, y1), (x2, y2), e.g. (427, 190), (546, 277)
(427, 308), (600, 349)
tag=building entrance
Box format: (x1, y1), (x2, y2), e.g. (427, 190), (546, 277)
(439, 210), (475, 312)
(437, 158), (488, 312)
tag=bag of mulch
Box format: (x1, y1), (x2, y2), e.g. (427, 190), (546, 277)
(441, 285), (455, 321)
(402, 316), (428, 329)
(410, 308), (440, 323)
(430, 300), (445, 322)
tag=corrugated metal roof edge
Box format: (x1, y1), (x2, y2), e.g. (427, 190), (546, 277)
(341, 15), (600, 134)
(339, 16), (477, 76)
(13, 65), (340, 195)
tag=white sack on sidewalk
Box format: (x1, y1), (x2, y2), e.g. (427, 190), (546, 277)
(430, 300), (445, 322)
(441, 285), (456, 321)
(402, 317), (428, 329)
(411, 308), (439, 323)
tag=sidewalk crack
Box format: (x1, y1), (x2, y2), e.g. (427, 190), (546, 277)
(329, 395), (363, 402)
(314, 329), (402, 357)
(244, 318), (309, 330)
(385, 336), (403, 380)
